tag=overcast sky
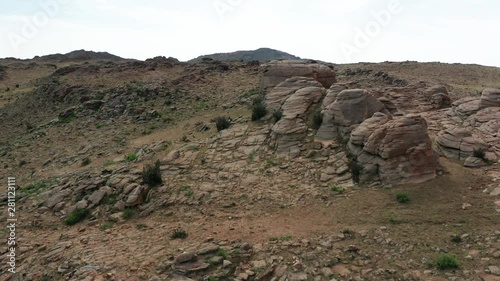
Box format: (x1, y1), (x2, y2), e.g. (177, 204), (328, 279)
(1, 0), (499, 66)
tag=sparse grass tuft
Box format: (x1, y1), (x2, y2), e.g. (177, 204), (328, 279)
(171, 228), (188, 239)
(122, 207), (135, 220)
(396, 192), (410, 204)
(216, 249), (228, 259)
(269, 235), (292, 242)
(388, 214), (399, 224)
(435, 254), (460, 270)
(330, 185), (345, 194)
(64, 209), (88, 226)
(100, 221), (114, 231)
(125, 153), (138, 162)
(81, 157), (91, 167)
(248, 151), (256, 162)
(21, 181), (48, 195)
(142, 160), (163, 187)
(215, 116), (231, 131)
(179, 184), (194, 197)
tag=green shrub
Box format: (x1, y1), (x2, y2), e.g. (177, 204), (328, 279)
(122, 207), (135, 220)
(171, 228), (188, 239)
(216, 249), (228, 259)
(251, 99), (267, 121)
(331, 185), (345, 194)
(451, 235), (462, 244)
(388, 214), (398, 224)
(473, 148), (486, 159)
(348, 158), (364, 183)
(310, 110), (323, 130)
(215, 116), (231, 131)
(435, 254), (460, 269)
(142, 160), (163, 187)
(21, 181), (48, 195)
(396, 192), (410, 204)
(248, 151), (256, 162)
(125, 153), (137, 162)
(60, 113), (77, 123)
(64, 209), (88, 226)
(100, 221), (114, 231)
(81, 157), (91, 166)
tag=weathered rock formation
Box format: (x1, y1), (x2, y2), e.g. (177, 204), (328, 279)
(436, 128), (490, 160)
(318, 89), (389, 140)
(347, 114), (439, 184)
(260, 60), (336, 90)
(265, 77), (324, 114)
(480, 88), (500, 108)
(268, 78), (326, 157)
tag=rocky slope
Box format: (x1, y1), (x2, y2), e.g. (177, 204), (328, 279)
(0, 57), (499, 281)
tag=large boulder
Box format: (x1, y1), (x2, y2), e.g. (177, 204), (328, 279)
(260, 60), (336, 90)
(316, 84), (349, 140)
(436, 128), (490, 160)
(347, 114), (439, 184)
(480, 88), (500, 109)
(318, 89), (389, 140)
(425, 85), (451, 109)
(452, 97), (481, 119)
(265, 77), (324, 114)
(269, 82), (325, 157)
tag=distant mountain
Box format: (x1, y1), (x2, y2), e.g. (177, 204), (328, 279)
(33, 50), (124, 62)
(188, 48), (301, 63)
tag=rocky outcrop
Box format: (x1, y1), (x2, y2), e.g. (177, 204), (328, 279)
(260, 60), (336, 90)
(452, 97), (481, 119)
(269, 80), (325, 157)
(347, 114), (439, 184)
(318, 89), (389, 141)
(265, 77), (324, 114)
(315, 84), (349, 140)
(425, 85), (452, 109)
(480, 88), (500, 108)
(436, 128), (490, 160)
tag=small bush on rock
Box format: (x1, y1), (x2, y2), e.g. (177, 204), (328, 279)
(215, 116), (231, 131)
(251, 98), (267, 121)
(171, 228), (188, 239)
(473, 148), (486, 159)
(142, 160), (163, 187)
(64, 208), (88, 226)
(396, 192), (410, 204)
(435, 254), (460, 270)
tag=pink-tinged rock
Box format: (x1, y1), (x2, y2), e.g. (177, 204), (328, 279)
(480, 88), (500, 109)
(348, 115), (439, 184)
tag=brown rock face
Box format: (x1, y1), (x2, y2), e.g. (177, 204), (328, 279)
(265, 77), (324, 114)
(268, 78), (325, 157)
(318, 89), (389, 140)
(425, 85), (452, 109)
(347, 114), (439, 184)
(436, 128), (490, 160)
(480, 88), (500, 109)
(260, 60), (336, 90)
